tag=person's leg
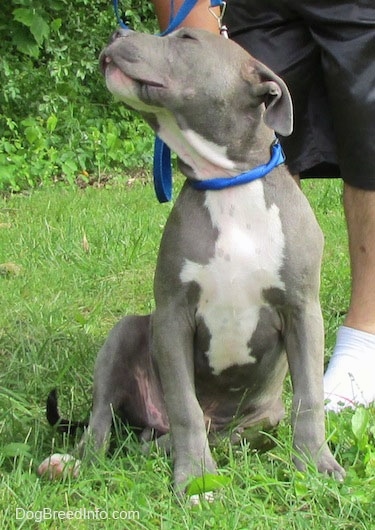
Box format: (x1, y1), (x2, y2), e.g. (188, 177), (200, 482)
(305, 1), (375, 410)
(344, 185), (375, 334)
(323, 185), (375, 410)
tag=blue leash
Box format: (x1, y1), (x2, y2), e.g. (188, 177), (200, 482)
(113, 0), (129, 29)
(112, 1), (283, 202)
(113, 0), (215, 34)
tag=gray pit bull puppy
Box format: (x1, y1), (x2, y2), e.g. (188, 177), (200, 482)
(38, 28), (345, 493)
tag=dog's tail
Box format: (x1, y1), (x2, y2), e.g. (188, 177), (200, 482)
(46, 389), (88, 435)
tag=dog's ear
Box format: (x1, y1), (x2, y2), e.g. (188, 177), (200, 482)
(242, 60), (293, 137)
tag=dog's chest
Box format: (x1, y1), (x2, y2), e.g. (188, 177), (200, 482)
(180, 181), (285, 375)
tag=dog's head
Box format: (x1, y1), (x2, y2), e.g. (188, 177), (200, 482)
(100, 28), (293, 172)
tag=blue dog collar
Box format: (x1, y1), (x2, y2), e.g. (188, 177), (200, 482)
(189, 140), (285, 191)
(153, 138), (285, 202)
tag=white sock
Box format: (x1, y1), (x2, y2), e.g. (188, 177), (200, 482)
(324, 325), (375, 412)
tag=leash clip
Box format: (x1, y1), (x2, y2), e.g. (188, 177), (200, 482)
(209, 1), (229, 39)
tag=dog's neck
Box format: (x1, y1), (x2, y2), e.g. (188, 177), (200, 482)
(147, 110), (275, 182)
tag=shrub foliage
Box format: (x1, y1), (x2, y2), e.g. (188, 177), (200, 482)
(0, 0), (158, 191)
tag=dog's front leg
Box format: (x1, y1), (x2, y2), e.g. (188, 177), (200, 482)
(152, 307), (217, 494)
(76, 406), (112, 458)
(285, 300), (345, 480)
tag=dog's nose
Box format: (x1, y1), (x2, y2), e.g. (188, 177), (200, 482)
(109, 28), (134, 43)
(100, 28), (134, 74)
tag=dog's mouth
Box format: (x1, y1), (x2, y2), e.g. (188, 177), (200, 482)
(100, 53), (166, 89)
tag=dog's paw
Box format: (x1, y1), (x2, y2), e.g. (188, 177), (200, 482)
(37, 453), (81, 479)
(317, 455), (346, 482)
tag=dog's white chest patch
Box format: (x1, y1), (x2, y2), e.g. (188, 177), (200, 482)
(180, 181), (285, 374)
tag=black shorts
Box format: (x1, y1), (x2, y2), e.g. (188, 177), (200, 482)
(224, 0), (375, 189)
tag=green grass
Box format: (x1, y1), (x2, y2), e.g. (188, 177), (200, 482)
(1, 177), (374, 529)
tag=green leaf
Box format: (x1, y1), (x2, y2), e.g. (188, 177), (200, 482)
(21, 117), (38, 128)
(12, 32), (40, 58)
(186, 474), (230, 496)
(1, 442), (32, 458)
(30, 14), (49, 45)
(24, 127), (39, 145)
(106, 132), (120, 150)
(294, 479), (308, 497)
(51, 18), (62, 32)
(47, 114), (58, 133)
(61, 158), (78, 175)
(13, 8), (49, 46)
(351, 407), (369, 445)
(13, 8), (34, 28)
